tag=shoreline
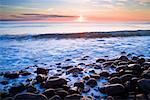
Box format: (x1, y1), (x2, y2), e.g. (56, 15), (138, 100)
(0, 53), (150, 100)
(0, 30), (150, 40)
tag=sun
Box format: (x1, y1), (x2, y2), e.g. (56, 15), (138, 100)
(75, 15), (85, 22)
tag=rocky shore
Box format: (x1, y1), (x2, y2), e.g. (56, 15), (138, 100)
(0, 53), (150, 100)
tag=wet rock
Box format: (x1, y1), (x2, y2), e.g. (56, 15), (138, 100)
(116, 65), (127, 72)
(42, 88), (55, 99)
(137, 58), (145, 64)
(83, 76), (90, 80)
(132, 56), (139, 61)
(14, 93), (48, 100)
(99, 84), (125, 96)
(0, 90), (10, 99)
(36, 74), (47, 83)
(62, 65), (73, 70)
(55, 90), (68, 98)
(128, 64), (142, 75)
(141, 70), (150, 79)
(64, 94), (82, 100)
(9, 83), (25, 95)
(90, 74), (100, 79)
(86, 78), (97, 88)
(74, 81), (84, 89)
(36, 67), (49, 75)
(4, 71), (19, 79)
(120, 74), (133, 83)
(0, 80), (9, 85)
(138, 79), (150, 94)
(19, 70), (31, 76)
(67, 67), (83, 74)
(109, 77), (122, 84)
(68, 87), (79, 94)
(45, 78), (67, 88)
(119, 56), (129, 61)
(27, 85), (38, 93)
(49, 95), (62, 100)
(106, 96), (115, 100)
(99, 71), (110, 77)
(96, 58), (106, 63)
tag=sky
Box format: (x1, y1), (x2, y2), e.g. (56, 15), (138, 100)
(0, 0), (150, 22)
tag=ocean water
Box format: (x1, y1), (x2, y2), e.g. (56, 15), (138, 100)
(0, 21), (150, 35)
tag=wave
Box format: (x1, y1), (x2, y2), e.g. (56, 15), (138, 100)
(0, 30), (150, 40)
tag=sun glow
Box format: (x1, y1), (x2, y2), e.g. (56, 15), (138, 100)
(75, 15), (85, 22)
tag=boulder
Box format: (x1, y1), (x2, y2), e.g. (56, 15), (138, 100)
(99, 84), (125, 96)
(36, 74), (47, 83)
(99, 71), (109, 77)
(141, 70), (150, 79)
(14, 93), (48, 100)
(74, 81), (84, 89)
(19, 70), (31, 76)
(90, 74), (100, 79)
(45, 78), (67, 88)
(109, 77), (122, 84)
(119, 56), (129, 61)
(9, 83), (25, 95)
(66, 67), (83, 74)
(138, 79), (150, 94)
(27, 85), (38, 93)
(55, 90), (68, 98)
(120, 74), (133, 83)
(64, 94), (82, 100)
(86, 78), (97, 88)
(4, 71), (19, 79)
(42, 88), (55, 99)
(36, 68), (48, 75)
(96, 58), (106, 63)
(49, 95), (62, 100)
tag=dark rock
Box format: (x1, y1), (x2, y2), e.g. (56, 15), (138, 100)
(0, 90), (10, 99)
(99, 71), (109, 77)
(14, 93), (48, 100)
(96, 58), (106, 63)
(19, 70), (31, 76)
(9, 83), (25, 95)
(45, 78), (67, 88)
(137, 58), (145, 64)
(83, 76), (90, 80)
(62, 65), (73, 70)
(27, 85), (38, 93)
(55, 90), (68, 98)
(49, 95), (62, 100)
(36, 67), (49, 75)
(64, 94), (82, 100)
(109, 77), (122, 84)
(86, 78), (97, 88)
(128, 64), (142, 75)
(74, 81), (84, 89)
(3, 97), (14, 100)
(68, 87), (79, 94)
(116, 65), (127, 72)
(132, 56), (139, 61)
(99, 84), (125, 96)
(4, 71), (19, 79)
(141, 70), (150, 79)
(36, 74), (47, 83)
(67, 67), (83, 74)
(42, 88), (55, 99)
(90, 74), (100, 79)
(119, 56), (129, 61)
(0, 80), (9, 85)
(120, 74), (133, 83)
(138, 79), (150, 94)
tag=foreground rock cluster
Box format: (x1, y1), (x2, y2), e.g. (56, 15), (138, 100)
(0, 53), (150, 100)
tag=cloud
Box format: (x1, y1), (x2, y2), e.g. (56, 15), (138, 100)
(0, 13), (78, 21)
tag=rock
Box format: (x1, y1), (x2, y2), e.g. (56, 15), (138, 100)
(19, 70), (31, 76)
(116, 65), (127, 72)
(68, 87), (79, 94)
(119, 74), (133, 83)
(49, 95), (62, 100)
(96, 58), (106, 63)
(0, 80), (9, 85)
(141, 70), (150, 79)
(14, 93), (48, 100)
(86, 78), (97, 88)
(62, 65), (73, 70)
(109, 77), (122, 84)
(136, 94), (147, 100)
(74, 81), (84, 89)
(36, 74), (47, 83)
(55, 90), (68, 98)
(45, 78), (67, 88)
(128, 64), (142, 75)
(119, 56), (129, 61)
(137, 58), (145, 64)
(4, 71), (19, 79)
(99, 71), (109, 77)
(9, 83), (25, 95)
(42, 88), (55, 99)
(0, 90), (10, 99)
(90, 74), (100, 79)
(83, 76), (90, 80)
(3, 97), (14, 100)
(67, 67), (83, 74)
(27, 85), (38, 93)
(106, 96), (115, 100)
(36, 67), (49, 75)
(138, 79), (150, 94)
(99, 84), (125, 96)
(64, 94), (82, 100)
